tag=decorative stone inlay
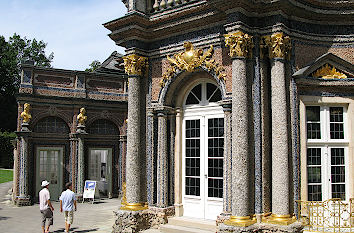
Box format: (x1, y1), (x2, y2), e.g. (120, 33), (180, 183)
(312, 64), (347, 79)
(160, 41), (226, 87)
(20, 103), (32, 123)
(218, 222), (303, 233)
(224, 31), (254, 58)
(263, 33), (291, 60)
(123, 54), (148, 76)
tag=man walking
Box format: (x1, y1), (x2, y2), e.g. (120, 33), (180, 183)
(60, 182), (77, 233)
(39, 180), (54, 233)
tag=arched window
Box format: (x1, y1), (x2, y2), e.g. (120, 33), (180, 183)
(185, 82), (222, 106)
(33, 117), (70, 134)
(87, 119), (119, 135)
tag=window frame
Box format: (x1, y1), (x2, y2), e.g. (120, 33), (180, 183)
(305, 104), (349, 201)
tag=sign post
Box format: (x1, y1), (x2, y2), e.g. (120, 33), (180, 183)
(83, 180), (97, 204)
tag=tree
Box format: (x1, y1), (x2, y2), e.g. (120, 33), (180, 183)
(0, 33), (54, 131)
(85, 60), (101, 72)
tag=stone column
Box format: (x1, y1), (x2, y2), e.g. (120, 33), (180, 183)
(174, 108), (183, 216)
(146, 110), (155, 206)
(263, 32), (295, 225)
(11, 139), (19, 203)
(69, 134), (78, 193)
(156, 108), (169, 207)
(76, 135), (85, 195)
(224, 31), (256, 227)
(16, 128), (32, 206)
(121, 54), (148, 211)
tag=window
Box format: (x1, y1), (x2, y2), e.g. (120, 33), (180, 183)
(185, 82), (222, 106)
(87, 119), (119, 135)
(305, 106), (347, 201)
(34, 117), (70, 134)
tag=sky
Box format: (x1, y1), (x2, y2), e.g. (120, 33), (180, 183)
(0, 0), (127, 71)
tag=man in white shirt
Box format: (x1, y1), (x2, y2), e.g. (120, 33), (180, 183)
(60, 182), (77, 233)
(39, 180), (54, 233)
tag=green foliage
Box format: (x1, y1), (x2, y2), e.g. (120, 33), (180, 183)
(0, 131), (16, 169)
(85, 60), (101, 72)
(0, 33), (54, 131)
(0, 169), (13, 183)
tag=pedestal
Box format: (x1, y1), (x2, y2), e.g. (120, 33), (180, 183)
(218, 222), (303, 233)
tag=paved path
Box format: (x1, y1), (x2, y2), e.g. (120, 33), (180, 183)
(0, 183), (121, 233)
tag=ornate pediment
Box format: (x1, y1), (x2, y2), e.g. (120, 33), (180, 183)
(160, 42), (226, 87)
(312, 64), (347, 79)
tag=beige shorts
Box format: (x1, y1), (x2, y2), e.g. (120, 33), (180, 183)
(64, 211), (74, 224)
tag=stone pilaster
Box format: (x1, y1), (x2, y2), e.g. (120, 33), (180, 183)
(16, 126), (32, 206)
(263, 32), (295, 225)
(121, 54), (148, 211)
(220, 100), (232, 214)
(146, 110), (155, 206)
(174, 108), (183, 216)
(69, 134), (79, 193)
(11, 139), (19, 203)
(169, 112), (176, 206)
(224, 31), (256, 227)
(156, 108), (169, 208)
(260, 54), (271, 215)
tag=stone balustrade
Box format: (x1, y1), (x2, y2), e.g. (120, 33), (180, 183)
(152, 0), (198, 12)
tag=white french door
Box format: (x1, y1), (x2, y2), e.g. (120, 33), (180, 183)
(182, 111), (224, 220)
(36, 147), (63, 200)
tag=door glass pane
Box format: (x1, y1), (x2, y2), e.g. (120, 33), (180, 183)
(330, 107), (344, 139)
(185, 119), (200, 196)
(331, 148), (345, 200)
(207, 118), (223, 198)
(307, 148), (322, 201)
(306, 106), (321, 139)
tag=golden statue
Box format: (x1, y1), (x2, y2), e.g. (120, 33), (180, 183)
(77, 108), (87, 125)
(20, 103), (32, 123)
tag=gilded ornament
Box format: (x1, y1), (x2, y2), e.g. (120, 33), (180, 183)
(121, 182), (127, 205)
(263, 32), (291, 59)
(20, 103), (32, 123)
(224, 31), (254, 58)
(160, 42), (226, 87)
(77, 108), (87, 125)
(123, 54), (148, 76)
(312, 64), (347, 79)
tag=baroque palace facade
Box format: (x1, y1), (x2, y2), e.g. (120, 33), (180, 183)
(14, 0), (353, 232)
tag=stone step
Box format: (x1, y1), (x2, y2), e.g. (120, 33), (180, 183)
(159, 224), (215, 233)
(164, 216), (216, 232)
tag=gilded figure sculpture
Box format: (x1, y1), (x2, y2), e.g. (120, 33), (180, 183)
(77, 108), (87, 125)
(312, 64), (347, 79)
(20, 103), (32, 123)
(263, 32), (291, 60)
(123, 54), (148, 76)
(160, 41), (226, 87)
(224, 31), (254, 58)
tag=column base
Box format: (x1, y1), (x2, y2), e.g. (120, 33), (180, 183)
(112, 207), (170, 233)
(218, 222), (303, 233)
(224, 215), (257, 227)
(263, 214), (296, 225)
(16, 196), (31, 206)
(216, 212), (231, 226)
(120, 202), (148, 211)
(174, 203), (183, 217)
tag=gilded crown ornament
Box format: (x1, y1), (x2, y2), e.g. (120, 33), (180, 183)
(20, 103), (32, 123)
(312, 64), (347, 79)
(263, 32), (291, 60)
(224, 31), (254, 58)
(160, 42), (226, 87)
(77, 108), (87, 125)
(123, 54), (148, 76)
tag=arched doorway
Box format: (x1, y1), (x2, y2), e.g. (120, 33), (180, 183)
(182, 80), (224, 220)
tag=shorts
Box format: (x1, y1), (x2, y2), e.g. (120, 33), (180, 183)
(64, 210), (74, 224)
(40, 208), (53, 227)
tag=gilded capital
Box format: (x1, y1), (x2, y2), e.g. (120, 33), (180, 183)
(224, 31), (254, 58)
(123, 54), (148, 76)
(20, 103), (32, 123)
(263, 32), (291, 60)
